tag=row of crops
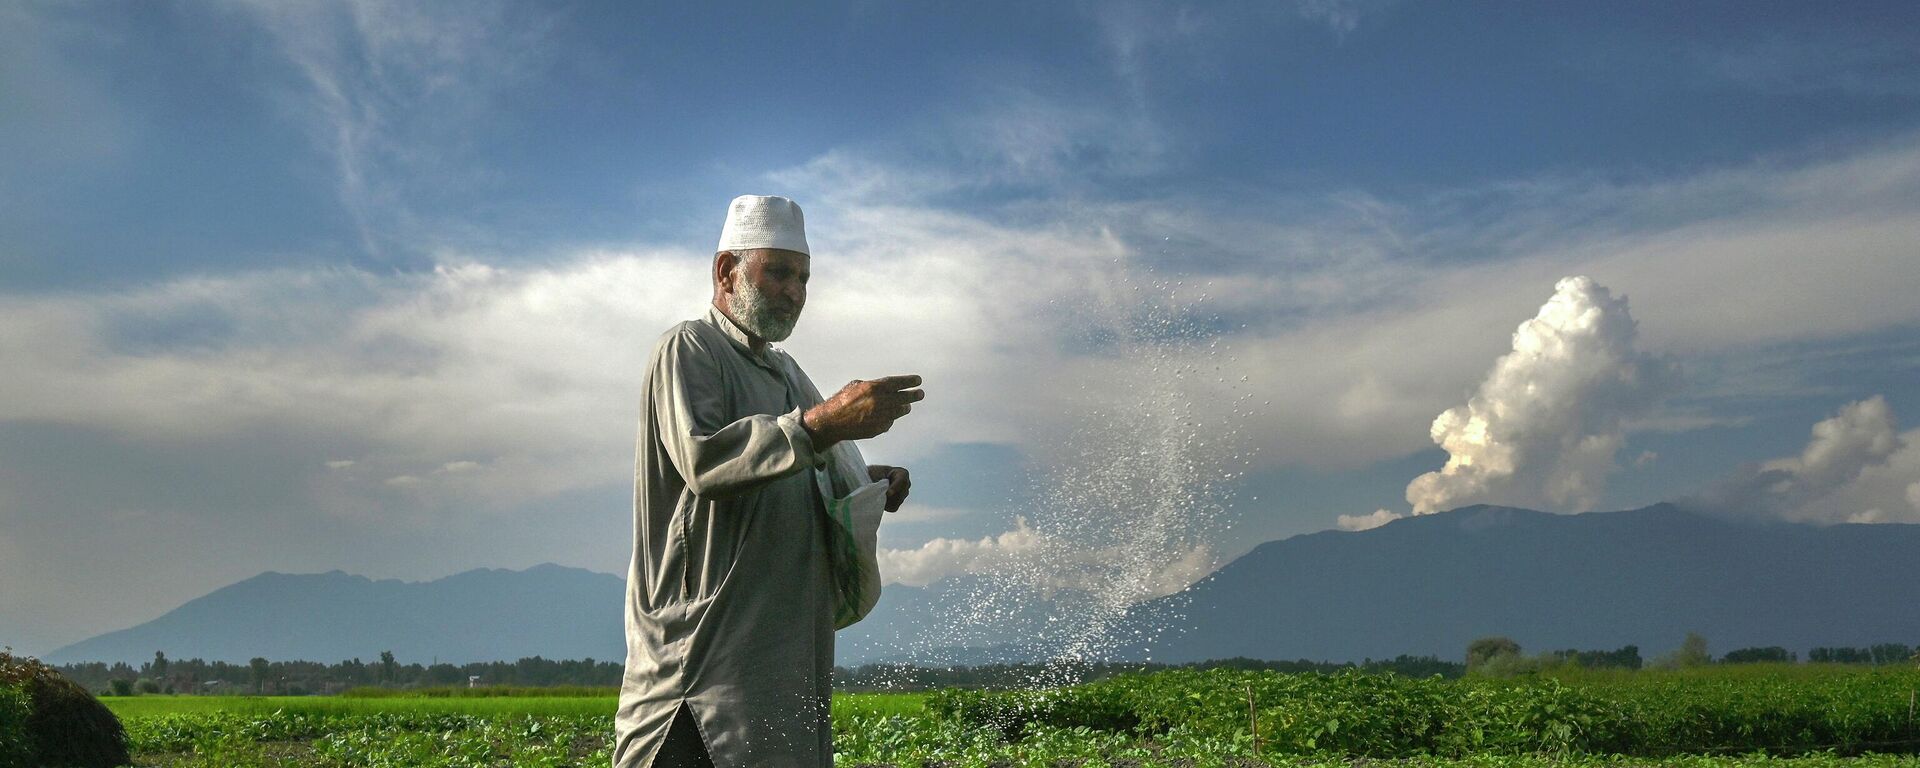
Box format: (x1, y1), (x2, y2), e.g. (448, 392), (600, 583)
(929, 666), (1920, 760)
(109, 665), (1920, 767)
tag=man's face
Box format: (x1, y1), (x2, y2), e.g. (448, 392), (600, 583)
(724, 248), (809, 342)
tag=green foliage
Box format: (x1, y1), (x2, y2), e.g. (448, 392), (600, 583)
(109, 678), (134, 697)
(341, 684), (618, 698)
(1542, 645), (1644, 670)
(1469, 637), (1525, 671)
(1654, 633), (1715, 669)
(0, 682), (32, 767)
(58, 653), (630, 693)
(1676, 633), (1713, 667)
(103, 667), (1920, 765)
(930, 665), (1920, 760)
(1724, 647), (1798, 664)
(1810, 645), (1917, 665)
(0, 649), (131, 767)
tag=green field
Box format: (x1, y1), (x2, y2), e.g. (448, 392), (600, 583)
(105, 695), (620, 719)
(103, 666), (1920, 767)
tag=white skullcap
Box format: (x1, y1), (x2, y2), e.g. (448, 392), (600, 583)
(716, 194), (809, 256)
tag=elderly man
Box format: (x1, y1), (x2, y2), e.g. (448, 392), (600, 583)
(614, 195), (922, 767)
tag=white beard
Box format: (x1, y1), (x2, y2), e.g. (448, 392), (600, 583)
(726, 277), (800, 342)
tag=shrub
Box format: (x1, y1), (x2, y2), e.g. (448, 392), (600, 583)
(0, 682), (31, 767)
(1721, 646), (1795, 664)
(0, 650), (131, 767)
(1466, 636), (1522, 672)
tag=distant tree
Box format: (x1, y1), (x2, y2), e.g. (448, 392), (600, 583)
(147, 651), (167, 680)
(135, 678), (159, 695)
(1674, 632), (1711, 667)
(107, 679), (133, 697)
(1810, 646), (1872, 664)
(1466, 636), (1522, 672)
(1721, 646), (1794, 664)
(379, 651), (396, 684)
(1540, 645), (1643, 670)
(1869, 643), (1913, 665)
(249, 657), (270, 694)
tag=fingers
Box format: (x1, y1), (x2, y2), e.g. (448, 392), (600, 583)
(825, 376), (925, 441)
(872, 374), (922, 391)
(884, 467), (910, 512)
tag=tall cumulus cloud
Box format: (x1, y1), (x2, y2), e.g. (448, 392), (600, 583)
(1403, 276), (1678, 516)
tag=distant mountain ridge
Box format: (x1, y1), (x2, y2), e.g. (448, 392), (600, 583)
(43, 504), (1920, 666)
(1123, 503), (1920, 663)
(45, 563), (626, 665)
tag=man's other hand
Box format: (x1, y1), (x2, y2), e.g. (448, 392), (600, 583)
(801, 375), (924, 449)
(867, 465), (911, 512)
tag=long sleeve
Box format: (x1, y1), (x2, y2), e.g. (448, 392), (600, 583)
(650, 327), (821, 498)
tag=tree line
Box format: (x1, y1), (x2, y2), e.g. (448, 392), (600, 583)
(53, 639), (1918, 695)
(1465, 634), (1919, 675)
(56, 652), (624, 696)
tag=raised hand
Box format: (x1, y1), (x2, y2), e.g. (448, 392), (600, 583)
(801, 375), (924, 449)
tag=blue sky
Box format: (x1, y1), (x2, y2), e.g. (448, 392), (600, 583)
(4, 1), (1920, 656)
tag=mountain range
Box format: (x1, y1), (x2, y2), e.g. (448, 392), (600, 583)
(42, 504), (1920, 666)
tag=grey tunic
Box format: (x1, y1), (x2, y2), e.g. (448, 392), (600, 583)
(614, 305), (855, 768)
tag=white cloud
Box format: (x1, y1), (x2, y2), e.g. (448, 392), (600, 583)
(0, 251), (711, 519)
(879, 517), (1215, 599)
(1336, 508), (1402, 531)
(1692, 396), (1917, 524)
(1777, 395), (1904, 493)
(11, 130), (1898, 520)
(792, 132), (1920, 474)
(878, 519), (1040, 587)
(879, 503), (971, 526)
(8, 133), (1920, 541)
(1404, 276), (1677, 515)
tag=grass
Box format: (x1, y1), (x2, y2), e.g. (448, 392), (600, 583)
(339, 685), (618, 698)
(105, 690), (924, 720)
(104, 694), (619, 718)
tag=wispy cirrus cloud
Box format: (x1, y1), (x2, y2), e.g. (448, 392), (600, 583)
(223, 0), (556, 257)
